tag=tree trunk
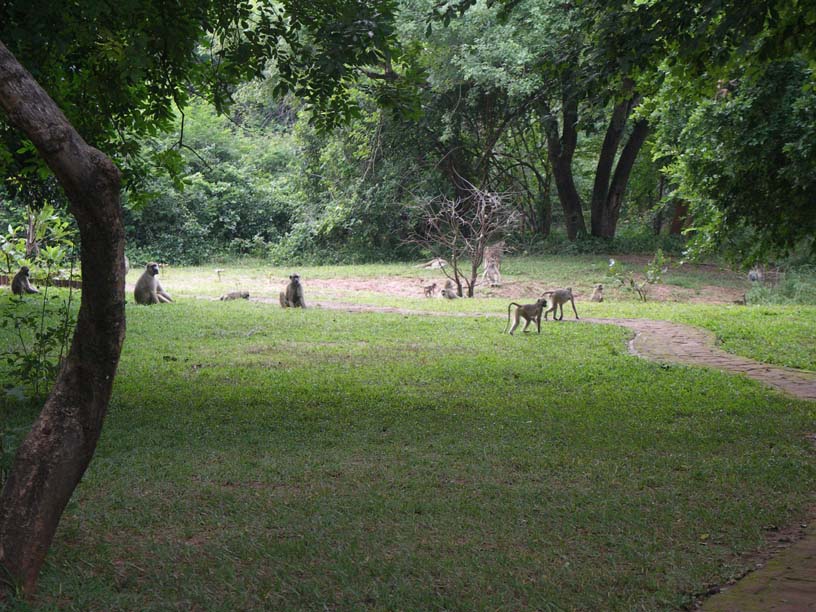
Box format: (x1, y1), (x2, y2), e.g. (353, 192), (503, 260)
(0, 40), (126, 596)
(670, 201), (689, 235)
(591, 119), (650, 238)
(543, 91), (586, 240)
(589, 97), (630, 229)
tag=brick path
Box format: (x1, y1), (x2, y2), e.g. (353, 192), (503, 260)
(310, 302), (816, 401)
(579, 317), (816, 401)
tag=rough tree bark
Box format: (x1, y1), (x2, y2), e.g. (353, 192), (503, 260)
(0, 40), (126, 596)
(590, 117), (650, 238)
(542, 87), (587, 240)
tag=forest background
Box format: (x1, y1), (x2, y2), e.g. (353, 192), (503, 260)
(2, 0), (814, 272)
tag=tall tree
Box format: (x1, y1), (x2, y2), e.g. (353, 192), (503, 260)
(0, 0), (401, 596)
(423, 0), (654, 240)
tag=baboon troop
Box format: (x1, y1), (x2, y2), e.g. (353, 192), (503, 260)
(423, 282), (438, 297)
(220, 291), (250, 301)
(543, 288), (579, 321)
(134, 262), (173, 305)
(505, 298), (548, 335)
(11, 266), (39, 296)
(280, 273), (306, 308)
(590, 283), (604, 302)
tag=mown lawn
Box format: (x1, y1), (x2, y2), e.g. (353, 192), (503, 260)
(144, 258), (816, 370)
(3, 297), (815, 611)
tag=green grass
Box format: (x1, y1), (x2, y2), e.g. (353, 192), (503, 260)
(137, 256), (816, 371)
(2, 298), (815, 611)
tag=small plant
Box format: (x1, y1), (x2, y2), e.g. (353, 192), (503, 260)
(608, 249), (666, 301)
(1, 208), (78, 401)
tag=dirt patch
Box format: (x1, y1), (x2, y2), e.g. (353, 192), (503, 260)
(299, 275), (746, 304)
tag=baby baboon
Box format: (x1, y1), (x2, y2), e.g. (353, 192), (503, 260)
(11, 266), (39, 296)
(505, 298), (548, 335)
(220, 291), (250, 301)
(134, 262), (173, 305)
(590, 283), (604, 302)
(280, 273), (306, 308)
(543, 287), (579, 321)
(423, 282), (438, 297)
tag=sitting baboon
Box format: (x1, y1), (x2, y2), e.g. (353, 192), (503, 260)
(134, 262), (173, 305)
(481, 260), (501, 287)
(505, 298), (548, 335)
(220, 291), (250, 301)
(590, 283), (604, 302)
(543, 287), (579, 320)
(440, 279), (458, 299)
(11, 266), (39, 296)
(423, 282), (437, 297)
(280, 273), (306, 308)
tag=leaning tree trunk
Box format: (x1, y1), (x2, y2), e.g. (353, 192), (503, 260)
(0, 40), (126, 596)
(542, 89), (587, 241)
(590, 119), (650, 238)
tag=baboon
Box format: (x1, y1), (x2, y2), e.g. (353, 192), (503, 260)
(590, 283), (604, 302)
(748, 266), (764, 283)
(280, 274), (306, 308)
(481, 260), (501, 287)
(134, 262), (173, 305)
(423, 282), (438, 297)
(505, 298), (548, 335)
(543, 288), (579, 321)
(11, 266), (39, 296)
(416, 257), (447, 269)
(440, 279), (458, 299)
(220, 291), (250, 301)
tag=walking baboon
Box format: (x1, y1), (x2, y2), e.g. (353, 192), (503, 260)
(220, 291), (250, 301)
(280, 274), (306, 308)
(423, 282), (437, 297)
(590, 283), (604, 302)
(543, 288), (579, 320)
(11, 266), (39, 296)
(134, 262), (173, 305)
(505, 298), (548, 335)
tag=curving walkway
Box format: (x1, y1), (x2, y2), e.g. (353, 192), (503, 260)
(580, 316), (816, 401)
(307, 301), (816, 402)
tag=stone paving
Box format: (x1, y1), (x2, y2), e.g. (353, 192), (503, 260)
(579, 317), (816, 401)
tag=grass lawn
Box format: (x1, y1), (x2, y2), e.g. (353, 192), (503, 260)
(2, 291), (815, 610)
(146, 258), (816, 370)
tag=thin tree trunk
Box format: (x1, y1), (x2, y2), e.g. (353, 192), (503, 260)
(0, 40), (126, 596)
